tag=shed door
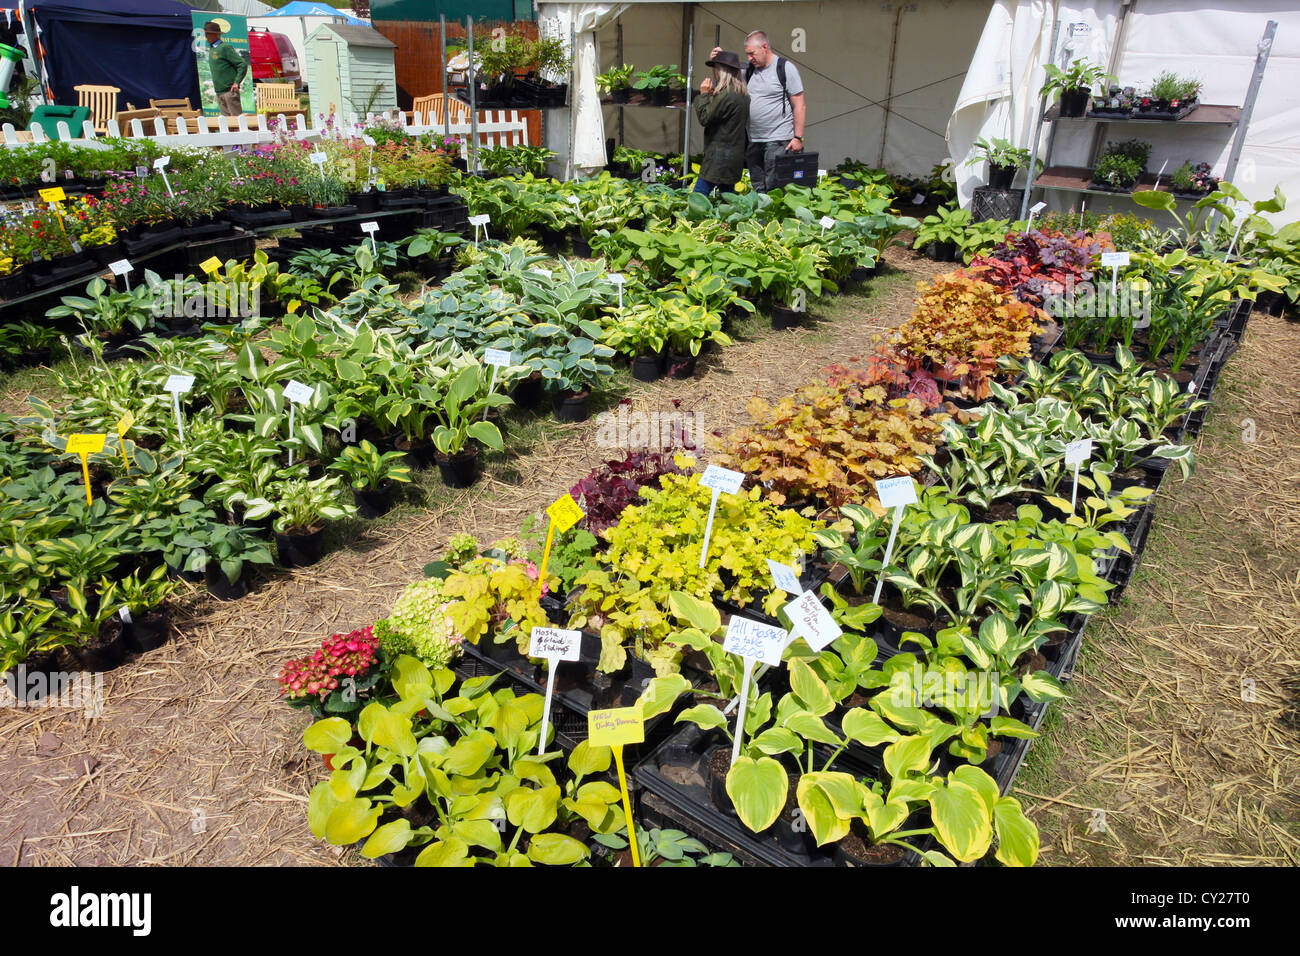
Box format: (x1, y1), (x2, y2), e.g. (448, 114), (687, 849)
(312, 39), (342, 121)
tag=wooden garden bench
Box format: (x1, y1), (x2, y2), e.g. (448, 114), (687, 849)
(74, 84), (120, 135)
(255, 82), (299, 115)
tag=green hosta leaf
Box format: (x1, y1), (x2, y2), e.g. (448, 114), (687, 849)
(978, 613), (1015, 655)
(637, 673), (691, 720)
(668, 589), (721, 633)
(360, 819), (412, 858)
(676, 704), (728, 731)
(989, 716), (1038, 739)
(789, 658), (834, 716)
(304, 717), (352, 754)
(307, 781), (340, 839)
(527, 832), (590, 865)
(796, 773), (853, 846)
(842, 707), (901, 747)
(749, 727), (801, 756)
(725, 756), (787, 833)
(505, 784), (561, 833)
(415, 837), (473, 867)
(443, 729), (499, 775)
(324, 797), (381, 845)
(1021, 670), (1065, 702)
(783, 711), (842, 747)
(466, 420), (504, 451)
(992, 796), (1040, 867)
(451, 819), (503, 852)
(883, 735), (932, 780)
(567, 739), (612, 778)
(929, 781), (992, 862)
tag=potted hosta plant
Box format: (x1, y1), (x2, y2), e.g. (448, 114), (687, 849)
(199, 523), (276, 600)
(1041, 57), (1113, 118)
(116, 565), (181, 653)
(911, 204), (971, 262)
(662, 299), (731, 378)
(535, 335), (618, 423)
(633, 64), (685, 106)
(431, 364), (510, 488)
(602, 302), (668, 381)
(329, 440), (412, 518)
(965, 137), (1030, 190)
(237, 476), (356, 569)
(596, 64), (635, 103)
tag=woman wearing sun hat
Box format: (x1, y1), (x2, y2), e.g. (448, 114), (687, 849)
(692, 49), (750, 196)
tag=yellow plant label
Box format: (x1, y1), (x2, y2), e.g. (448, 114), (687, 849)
(66, 433), (106, 455)
(39, 186), (66, 203)
(199, 256), (222, 275)
(588, 708), (645, 748)
(546, 493), (585, 534)
(115, 412), (135, 437)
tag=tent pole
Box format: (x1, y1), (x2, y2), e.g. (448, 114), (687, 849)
(1020, 19), (1063, 221)
(566, 18), (576, 180)
(877, 5), (903, 168)
(682, 20), (693, 180)
(616, 19), (623, 147)
(467, 16), (478, 173)
(1216, 19), (1276, 230)
(440, 14), (449, 139)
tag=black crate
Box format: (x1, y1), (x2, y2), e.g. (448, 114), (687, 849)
(972, 186), (1025, 223)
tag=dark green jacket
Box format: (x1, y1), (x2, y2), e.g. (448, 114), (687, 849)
(693, 89), (749, 185)
(209, 41), (248, 92)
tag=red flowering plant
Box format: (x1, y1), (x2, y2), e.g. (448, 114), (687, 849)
(0, 210), (72, 268)
(277, 625), (390, 720)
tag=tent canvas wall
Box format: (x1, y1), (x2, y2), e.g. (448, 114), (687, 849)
(949, 0), (1300, 225)
(537, 0), (993, 176)
(30, 0), (201, 111)
(305, 22), (397, 118)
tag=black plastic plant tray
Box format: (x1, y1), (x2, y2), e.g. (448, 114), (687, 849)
(631, 722), (924, 867)
(1104, 500), (1158, 604)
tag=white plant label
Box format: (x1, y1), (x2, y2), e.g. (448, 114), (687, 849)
(483, 348), (512, 367)
(528, 627), (582, 661)
(911, 193), (926, 205)
(361, 134), (376, 147)
(118, 606), (133, 624)
(1100, 251), (1130, 267)
(108, 259), (133, 276)
(818, 215), (836, 233)
(163, 374), (195, 394)
(567, 195), (581, 206)
(530, 626), (582, 755)
(309, 151), (327, 165)
(153, 156), (171, 170)
(783, 590), (842, 652)
(1064, 438), (1093, 466)
(875, 476), (918, 509)
(283, 380), (314, 404)
(360, 221), (380, 234)
(608, 272), (626, 308)
(872, 476), (917, 604)
(722, 616), (787, 667)
(1030, 201), (1048, 214)
(700, 465), (745, 494)
(766, 558), (803, 596)
(468, 214), (491, 227)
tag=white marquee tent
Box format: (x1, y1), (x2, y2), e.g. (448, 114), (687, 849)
(538, 0), (1299, 224)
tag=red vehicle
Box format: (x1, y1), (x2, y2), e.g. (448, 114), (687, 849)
(248, 29), (302, 90)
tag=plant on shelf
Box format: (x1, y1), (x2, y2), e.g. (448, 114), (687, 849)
(964, 137), (1031, 188)
(632, 64), (685, 93)
(1092, 152), (1142, 191)
(1040, 57), (1114, 116)
(1144, 71), (1201, 110)
(1167, 161), (1218, 197)
(596, 64), (636, 99)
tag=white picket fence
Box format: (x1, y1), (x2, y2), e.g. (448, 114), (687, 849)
(0, 110), (529, 164)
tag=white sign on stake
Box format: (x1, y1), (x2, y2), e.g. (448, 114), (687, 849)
(528, 626), (583, 755)
(360, 220), (380, 254)
(783, 589), (842, 652)
(767, 558), (803, 596)
(722, 616), (789, 763)
(1064, 437), (1093, 510)
(153, 155), (175, 198)
(1153, 158), (1170, 191)
(481, 349), (511, 418)
(1027, 200), (1047, 232)
(468, 213), (491, 247)
(698, 465), (745, 569)
(108, 258), (133, 290)
(608, 272), (626, 309)
(1101, 250), (1130, 298)
(361, 134), (376, 147)
(872, 476), (918, 604)
(819, 215), (836, 235)
(163, 374), (194, 442)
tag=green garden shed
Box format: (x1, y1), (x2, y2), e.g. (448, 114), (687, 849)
(304, 23), (398, 120)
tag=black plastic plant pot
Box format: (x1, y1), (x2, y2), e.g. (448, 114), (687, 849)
(650, 87), (671, 106)
(276, 526), (326, 569)
(665, 351), (696, 379)
(351, 191), (380, 213)
(510, 372), (545, 411)
(703, 744), (738, 819)
(771, 305), (802, 330)
(205, 564), (250, 601)
(77, 619), (127, 672)
(570, 232), (592, 258)
(353, 480), (397, 519)
(552, 389), (592, 423)
(611, 88), (630, 104)
(1058, 88), (1091, 117)
(850, 264), (875, 282)
(631, 352), (664, 382)
(394, 437), (438, 469)
(125, 607), (170, 653)
(987, 164), (1017, 190)
(435, 446), (480, 489)
(927, 240), (958, 262)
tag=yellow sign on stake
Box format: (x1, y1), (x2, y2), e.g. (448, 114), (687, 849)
(115, 413), (134, 470)
(199, 256), (222, 275)
(588, 708), (645, 868)
(538, 493), (586, 593)
(38, 186), (66, 203)
(66, 433), (106, 506)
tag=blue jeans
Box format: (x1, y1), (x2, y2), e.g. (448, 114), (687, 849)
(693, 177), (736, 197)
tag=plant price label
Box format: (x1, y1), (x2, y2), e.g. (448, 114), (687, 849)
(283, 380), (315, 405)
(567, 195), (581, 206)
(1030, 201), (1048, 214)
(361, 135), (376, 147)
(700, 465), (744, 495)
(766, 558), (803, 595)
(546, 493), (585, 533)
(118, 606), (133, 624)
(38, 186), (66, 203)
(723, 616), (788, 666)
(819, 215), (836, 230)
(588, 707), (645, 747)
(783, 590), (842, 652)
(309, 151), (327, 165)
(875, 476), (918, 509)
(360, 221), (379, 234)
(1100, 251), (1131, 267)
(528, 627), (582, 661)
(108, 259), (133, 276)
(134, 166), (148, 178)
(153, 156), (171, 170)
(66, 433), (106, 455)
(468, 214), (491, 227)
(115, 412), (135, 437)
(199, 256), (222, 275)
(911, 193), (926, 205)
(607, 273), (626, 285)
(163, 374), (195, 394)
(483, 348), (512, 367)
(1064, 438), (1093, 466)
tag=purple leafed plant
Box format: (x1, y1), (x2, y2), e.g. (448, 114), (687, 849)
(569, 448), (686, 534)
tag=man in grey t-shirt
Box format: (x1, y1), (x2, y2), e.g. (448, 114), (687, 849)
(712, 30), (806, 192)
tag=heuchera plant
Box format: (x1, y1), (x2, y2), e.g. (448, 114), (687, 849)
(569, 445), (687, 534)
(968, 228), (1114, 305)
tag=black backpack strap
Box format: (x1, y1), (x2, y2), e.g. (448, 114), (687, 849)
(777, 56), (789, 114)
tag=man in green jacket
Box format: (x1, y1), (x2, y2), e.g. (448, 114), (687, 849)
(204, 21), (248, 117)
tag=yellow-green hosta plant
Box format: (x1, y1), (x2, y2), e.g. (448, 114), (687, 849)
(303, 656), (622, 866)
(568, 466), (822, 675)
